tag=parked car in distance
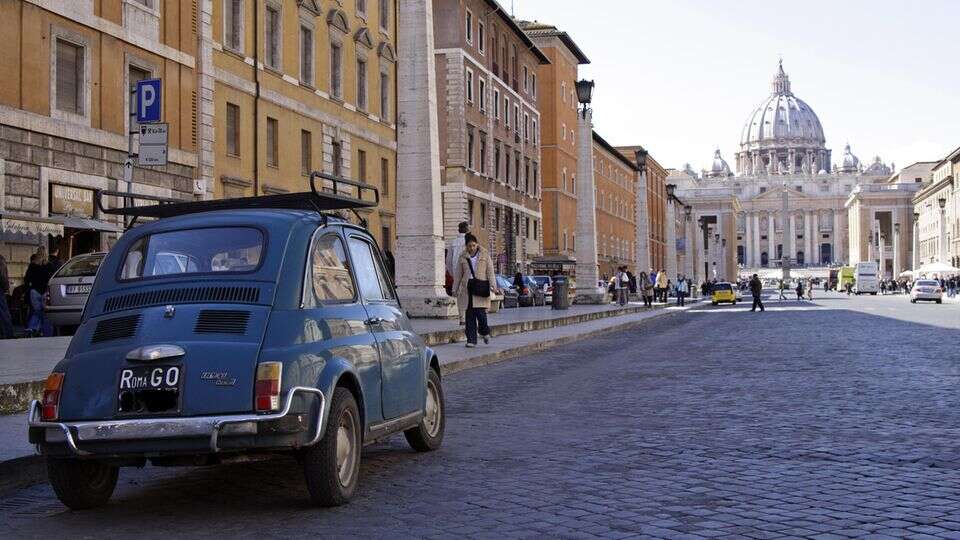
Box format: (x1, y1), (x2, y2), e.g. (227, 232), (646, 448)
(711, 282), (737, 305)
(28, 175), (445, 510)
(518, 276), (546, 307)
(530, 275), (553, 303)
(910, 279), (943, 304)
(46, 252), (106, 333)
(496, 275), (519, 308)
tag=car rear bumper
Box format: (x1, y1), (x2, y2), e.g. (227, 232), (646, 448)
(46, 306), (83, 327)
(912, 293), (942, 301)
(28, 386), (325, 457)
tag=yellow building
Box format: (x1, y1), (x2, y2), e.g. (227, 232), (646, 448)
(210, 0), (398, 252)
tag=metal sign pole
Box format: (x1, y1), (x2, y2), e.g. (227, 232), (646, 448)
(125, 84), (137, 228)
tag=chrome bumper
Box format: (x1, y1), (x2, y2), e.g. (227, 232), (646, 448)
(28, 387), (325, 456)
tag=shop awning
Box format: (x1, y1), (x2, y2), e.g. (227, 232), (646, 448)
(63, 216), (123, 233)
(0, 214), (64, 237)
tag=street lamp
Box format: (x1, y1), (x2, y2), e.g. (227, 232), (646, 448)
(939, 197), (947, 210)
(685, 205), (692, 220)
(939, 197), (948, 264)
(893, 222), (901, 279)
(912, 211), (920, 272)
(575, 79), (594, 118)
(666, 184), (676, 198)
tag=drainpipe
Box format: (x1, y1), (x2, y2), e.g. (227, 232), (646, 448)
(252, 0), (261, 196)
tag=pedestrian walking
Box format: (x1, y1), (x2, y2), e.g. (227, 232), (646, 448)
(451, 234), (500, 348)
(639, 272), (654, 307)
(806, 279), (814, 300)
(778, 279), (786, 301)
(23, 252), (53, 337)
(655, 270), (668, 303)
(749, 273), (765, 312)
(0, 253), (14, 339)
(795, 280), (804, 301)
(615, 266), (629, 307)
(675, 275), (689, 306)
(446, 221), (470, 324)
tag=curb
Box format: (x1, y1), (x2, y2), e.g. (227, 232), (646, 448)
(0, 302), (697, 497)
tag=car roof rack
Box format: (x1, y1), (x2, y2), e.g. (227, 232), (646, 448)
(95, 172), (380, 228)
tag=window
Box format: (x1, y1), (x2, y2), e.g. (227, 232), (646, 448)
(300, 25), (314, 85)
(468, 199), (475, 225)
(467, 131), (475, 170)
(561, 123), (566, 141)
(480, 203), (486, 228)
(532, 119), (538, 144)
(357, 58), (367, 110)
(301, 130), (312, 176)
(121, 228), (263, 280)
(357, 149), (367, 182)
(533, 220), (538, 240)
(380, 71), (390, 120)
(478, 21), (485, 54)
(522, 65), (528, 92)
(478, 78), (486, 111)
(479, 135), (487, 174)
(226, 103), (240, 156)
(524, 113), (529, 140)
(465, 9), (473, 44)
(305, 234), (355, 305)
(330, 44), (343, 98)
(381, 225), (392, 253)
(347, 236), (395, 301)
(562, 170), (567, 192)
(55, 39), (83, 115)
(493, 88), (500, 119)
(532, 163), (538, 195)
(525, 217), (530, 238)
(494, 143), (501, 180)
(379, 0), (390, 31)
(561, 81), (567, 103)
(357, 0), (367, 15)
(381, 157), (390, 197)
(332, 141), (342, 176)
(513, 105), (519, 133)
(224, 0), (243, 52)
(465, 68), (474, 103)
(504, 97), (510, 126)
(531, 74), (536, 98)
(266, 117), (279, 167)
(265, 3), (281, 69)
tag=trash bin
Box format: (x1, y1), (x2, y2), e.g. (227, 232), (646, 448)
(552, 277), (570, 310)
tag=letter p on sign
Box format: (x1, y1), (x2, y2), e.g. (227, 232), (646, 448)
(135, 79), (162, 123)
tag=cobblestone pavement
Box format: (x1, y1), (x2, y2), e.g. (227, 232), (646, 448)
(3, 291), (960, 538)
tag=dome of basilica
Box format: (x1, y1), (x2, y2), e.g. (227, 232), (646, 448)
(704, 149), (733, 178)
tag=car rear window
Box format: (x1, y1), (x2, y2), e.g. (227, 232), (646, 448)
(120, 227), (263, 280)
(54, 254), (104, 278)
(916, 280), (939, 287)
(715, 283), (733, 291)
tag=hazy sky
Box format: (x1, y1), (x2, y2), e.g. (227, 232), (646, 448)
(512, 0), (959, 173)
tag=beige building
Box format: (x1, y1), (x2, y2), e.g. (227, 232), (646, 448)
(592, 132), (638, 278)
(432, 0), (547, 274)
(914, 148), (959, 269)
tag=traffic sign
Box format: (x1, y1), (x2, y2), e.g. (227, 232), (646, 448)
(139, 123), (168, 145)
(135, 79), (162, 123)
(139, 145), (168, 166)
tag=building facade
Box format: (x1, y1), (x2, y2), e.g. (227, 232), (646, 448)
(519, 21), (587, 274)
(644, 154), (667, 272)
(672, 62), (893, 278)
(209, 0), (399, 252)
(432, 0), (547, 274)
(592, 132), (638, 278)
(0, 0), (199, 282)
(914, 150), (958, 269)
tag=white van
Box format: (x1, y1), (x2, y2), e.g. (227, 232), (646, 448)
(853, 261), (879, 295)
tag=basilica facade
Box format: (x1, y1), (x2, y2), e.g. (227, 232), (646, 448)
(670, 62), (894, 281)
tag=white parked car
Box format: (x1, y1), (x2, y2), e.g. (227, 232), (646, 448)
(910, 279), (943, 304)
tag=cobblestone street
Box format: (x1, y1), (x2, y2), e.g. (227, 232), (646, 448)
(3, 291), (960, 538)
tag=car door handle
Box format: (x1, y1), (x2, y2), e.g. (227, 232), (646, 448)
(365, 317), (386, 326)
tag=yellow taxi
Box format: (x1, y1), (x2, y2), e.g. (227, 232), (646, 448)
(711, 282), (737, 305)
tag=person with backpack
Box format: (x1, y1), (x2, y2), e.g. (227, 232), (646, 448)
(614, 266), (629, 306)
(674, 275), (689, 307)
(452, 234), (500, 348)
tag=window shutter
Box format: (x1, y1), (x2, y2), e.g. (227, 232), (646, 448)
(56, 40), (81, 114)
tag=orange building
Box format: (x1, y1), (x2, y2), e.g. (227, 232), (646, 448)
(593, 133), (638, 278)
(519, 21), (589, 274)
(646, 155), (668, 272)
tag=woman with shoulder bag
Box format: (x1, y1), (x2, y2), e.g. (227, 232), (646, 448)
(452, 234), (501, 348)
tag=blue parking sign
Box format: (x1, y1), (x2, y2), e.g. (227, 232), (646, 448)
(135, 79), (162, 123)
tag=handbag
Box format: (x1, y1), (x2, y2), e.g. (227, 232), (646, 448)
(466, 256), (491, 298)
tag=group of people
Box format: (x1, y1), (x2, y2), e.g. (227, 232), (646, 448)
(606, 269), (691, 308)
(0, 246), (63, 339)
(774, 278), (816, 301)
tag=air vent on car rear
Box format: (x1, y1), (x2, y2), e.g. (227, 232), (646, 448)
(194, 310), (251, 335)
(91, 314), (142, 344)
(103, 286), (260, 313)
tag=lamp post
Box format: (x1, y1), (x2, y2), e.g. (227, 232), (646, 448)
(893, 222), (901, 279)
(721, 238), (727, 281)
(573, 79), (603, 303)
(684, 205), (694, 291)
(697, 216), (707, 285)
(714, 232), (720, 279)
(912, 212), (920, 271)
(939, 197), (948, 265)
(664, 184), (678, 283)
(634, 149), (650, 276)
(879, 233), (886, 279)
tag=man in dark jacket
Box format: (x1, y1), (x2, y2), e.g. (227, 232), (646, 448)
(749, 274), (765, 312)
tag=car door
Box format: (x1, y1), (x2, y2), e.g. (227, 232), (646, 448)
(345, 234), (423, 419)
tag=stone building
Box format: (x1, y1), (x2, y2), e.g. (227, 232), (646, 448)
(592, 132), (638, 278)
(616, 145), (666, 273)
(519, 20), (588, 276)
(209, 0), (399, 252)
(432, 0), (547, 274)
(0, 0), (198, 283)
(671, 62), (893, 278)
(914, 148), (959, 269)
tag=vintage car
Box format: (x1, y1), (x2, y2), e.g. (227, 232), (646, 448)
(28, 174), (445, 509)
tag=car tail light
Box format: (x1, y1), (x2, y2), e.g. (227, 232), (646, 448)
(255, 362), (282, 412)
(41, 373), (65, 421)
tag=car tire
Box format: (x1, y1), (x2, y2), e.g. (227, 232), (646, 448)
(911, 299), (917, 303)
(404, 369), (445, 452)
(937, 299), (942, 304)
(302, 387), (361, 507)
(47, 458), (119, 510)
(711, 301), (718, 306)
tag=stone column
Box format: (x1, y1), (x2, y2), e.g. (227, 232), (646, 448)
(912, 215), (920, 270)
(753, 213), (761, 267)
(394, 0), (457, 317)
(789, 213), (797, 262)
(833, 210), (843, 265)
(634, 162), (651, 274)
(685, 215), (695, 283)
(767, 213), (776, 265)
(893, 222), (901, 279)
(574, 108), (603, 303)
(744, 212), (753, 267)
(805, 211), (814, 265)
(879, 232), (886, 278)
(665, 200), (678, 281)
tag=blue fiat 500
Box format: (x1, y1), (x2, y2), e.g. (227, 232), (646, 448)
(28, 175), (445, 509)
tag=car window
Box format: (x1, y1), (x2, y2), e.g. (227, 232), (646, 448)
(347, 236), (394, 302)
(715, 284), (733, 291)
(121, 227), (262, 280)
(305, 234), (356, 306)
(54, 255), (104, 278)
(917, 281), (938, 287)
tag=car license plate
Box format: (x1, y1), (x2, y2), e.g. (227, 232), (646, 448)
(118, 365), (181, 414)
(66, 284), (92, 294)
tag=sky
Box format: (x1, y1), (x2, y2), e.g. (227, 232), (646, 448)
(512, 0), (960, 173)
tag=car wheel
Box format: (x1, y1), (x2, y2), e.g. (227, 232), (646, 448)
(404, 369), (445, 452)
(911, 299), (917, 303)
(47, 458), (118, 510)
(711, 301), (718, 306)
(937, 299), (942, 304)
(302, 387), (361, 507)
